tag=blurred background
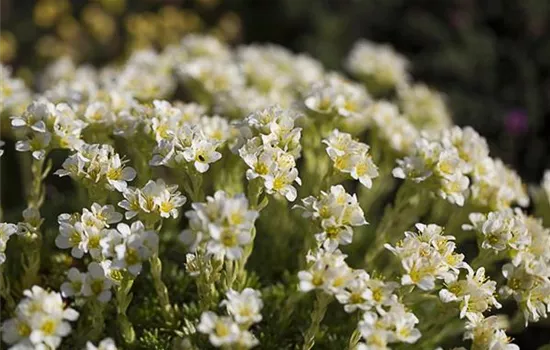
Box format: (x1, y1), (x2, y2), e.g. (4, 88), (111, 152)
(1, 0), (550, 348)
(2, 0), (549, 184)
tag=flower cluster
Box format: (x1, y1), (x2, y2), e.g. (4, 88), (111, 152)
(298, 247), (421, 348)
(303, 73), (371, 121)
(464, 314), (519, 350)
(345, 39), (409, 94)
(439, 266), (501, 319)
(198, 288), (263, 348)
(55, 143), (136, 192)
(180, 191), (258, 260)
(392, 125), (513, 207)
(173, 35), (324, 117)
(392, 135), (469, 206)
(398, 83), (452, 131)
(385, 223), (466, 290)
(464, 209), (550, 323)
(365, 101), (419, 155)
(55, 204), (158, 302)
(1, 65), (31, 116)
(356, 298), (421, 349)
(11, 99), (87, 159)
(1, 286), (79, 349)
(297, 185), (367, 251)
(324, 129), (379, 188)
(148, 99), (230, 173)
(238, 106), (302, 201)
(118, 178), (187, 223)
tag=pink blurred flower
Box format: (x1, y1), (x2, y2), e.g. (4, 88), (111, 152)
(504, 109), (528, 135)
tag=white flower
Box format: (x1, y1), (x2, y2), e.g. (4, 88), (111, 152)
(542, 170), (550, 202)
(398, 84), (452, 131)
(386, 223), (465, 290)
(82, 262), (113, 303)
(324, 129), (378, 188)
(346, 39), (409, 91)
(238, 107), (302, 201)
(85, 337), (118, 350)
(206, 225), (251, 260)
(0, 222), (18, 265)
(1, 286), (78, 349)
(221, 288), (263, 325)
(464, 314), (519, 350)
(357, 298), (421, 347)
(180, 191), (258, 260)
(236, 329), (260, 349)
(0, 65), (31, 114)
(60, 268), (85, 298)
(439, 266), (501, 319)
(393, 136), (470, 206)
(297, 185), (367, 251)
(11, 99), (87, 159)
(298, 248), (350, 293)
(112, 221), (158, 275)
(55, 221), (89, 259)
(55, 143), (136, 193)
(335, 270), (373, 312)
(462, 209), (529, 253)
(118, 179), (186, 222)
(197, 311), (240, 347)
(104, 154), (137, 192)
(183, 137), (222, 173)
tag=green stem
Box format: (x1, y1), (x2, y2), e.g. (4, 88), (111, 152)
(247, 178), (265, 210)
(470, 248), (500, 270)
(302, 292), (331, 350)
(347, 328), (362, 350)
(28, 156), (47, 209)
(115, 274), (136, 345)
(235, 226), (257, 289)
(85, 299), (106, 343)
(196, 252), (222, 311)
(19, 156), (50, 291)
(150, 254), (176, 324)
(364, 182), (427, 269)
(0, 265), (16, 313)
(223, 259), (237, 291)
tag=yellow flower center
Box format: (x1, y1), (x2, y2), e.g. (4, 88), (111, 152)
(106, 167), (122, 180)
(69, 230), (82, 245)
(40, 319), (56, 335)
(89, 235), (100, 249)
(273, 177), (286, 191)
(221, 231), (237, 247)
(17, 322), (31, 337)
(91, 279), (104, 295)
(355, 162), (369, 176)
(215, 321), (230, 337)
(254, 162), (268, 175)
(350, 293), (363, 304)
(125, 248), (141, 266)
(325, 226), (340, 239)
(160, 201), (174, 213)
(312, 273), (324, 287)
(372, 289), (383, 302)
